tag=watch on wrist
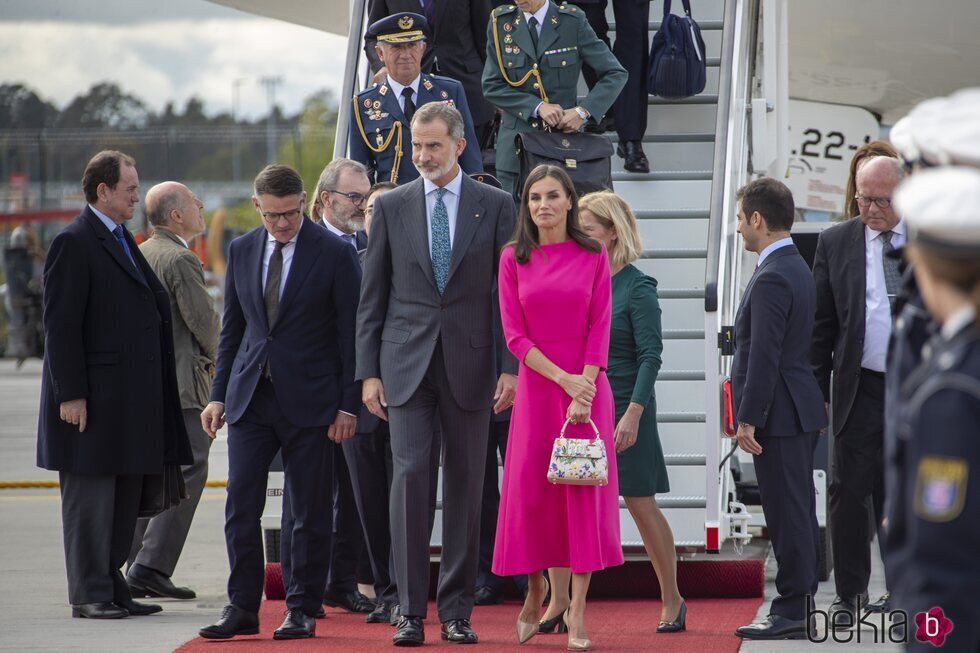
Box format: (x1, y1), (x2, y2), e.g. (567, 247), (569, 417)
(574, 106), (588, 121)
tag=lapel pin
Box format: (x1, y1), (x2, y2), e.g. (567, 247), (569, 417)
(504, 22), (512, 32)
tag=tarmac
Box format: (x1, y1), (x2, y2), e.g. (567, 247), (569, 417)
(0, 359), (900, 652)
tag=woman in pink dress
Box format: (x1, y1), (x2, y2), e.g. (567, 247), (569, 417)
(493, 166), (623, 651)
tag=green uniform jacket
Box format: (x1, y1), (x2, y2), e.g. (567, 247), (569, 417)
(481, 1), (627, 175)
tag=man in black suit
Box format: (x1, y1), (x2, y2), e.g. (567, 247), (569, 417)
(357, 102), (517, 646)
(198, 164), (361, 640)
(365, 0), (495, 145)
(730, 177), (827, 640)
(37, 150), (192, 619)
(810, 156), (907, 627)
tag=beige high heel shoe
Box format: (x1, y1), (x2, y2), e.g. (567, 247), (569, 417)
(565, 610), (591, 651)
(517, 618), (539, 644)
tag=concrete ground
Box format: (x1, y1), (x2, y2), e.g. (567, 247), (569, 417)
(0, 359), (900, 651)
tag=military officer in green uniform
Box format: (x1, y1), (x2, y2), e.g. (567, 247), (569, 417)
(481, 0), (626, 197)
(350, 12), (482, 185)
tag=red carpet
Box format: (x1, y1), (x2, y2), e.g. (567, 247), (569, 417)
(176, 598), (762, 652)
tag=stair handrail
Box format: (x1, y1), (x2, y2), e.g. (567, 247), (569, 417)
(703, 0), (762, 550)
(334, 0), (370, 160)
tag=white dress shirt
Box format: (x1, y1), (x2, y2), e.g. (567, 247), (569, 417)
(941, 304), (976, 341)
(386, 75), (421, 114)
(262, 224), (301, 300)
(423, 166), (463, 258)
(756, 237), (794, 268)
(89, 204), (119, 234)
(862, 221), (906, 372)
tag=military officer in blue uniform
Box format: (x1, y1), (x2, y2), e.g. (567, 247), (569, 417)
(350, 12), (482, 185)
(481, 0), (626, 198)
(885, 167), (980, 652)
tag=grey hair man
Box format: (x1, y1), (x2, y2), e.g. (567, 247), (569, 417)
(313, 158), (371, 247)
(126, 182), (220, 601)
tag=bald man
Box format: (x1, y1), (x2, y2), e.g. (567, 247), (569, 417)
(127, 182), (220, 600)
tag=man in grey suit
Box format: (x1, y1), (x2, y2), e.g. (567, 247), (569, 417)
(127, 182), (219, 600)
(357, 102), (517, 647)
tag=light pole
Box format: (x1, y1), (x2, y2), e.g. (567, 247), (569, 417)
(259, 76), (283, 165)
(231, 78), (245, 184)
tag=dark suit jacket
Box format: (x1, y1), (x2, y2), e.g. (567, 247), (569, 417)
(356, 172), (517, 410)
(37, 207), (191, 474)
(365, 0), (495, 126)
(732, 245), (826, 437)
(809, 218), (870, 436)
(211, 218), (361, 427)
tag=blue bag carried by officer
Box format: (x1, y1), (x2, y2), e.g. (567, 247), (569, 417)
(648, 0), (707, 99)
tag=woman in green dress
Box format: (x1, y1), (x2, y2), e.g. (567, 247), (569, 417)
(578, 191), (686, 632)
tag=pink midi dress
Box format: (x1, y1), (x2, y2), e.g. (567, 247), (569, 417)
(492, 239), (624, 575)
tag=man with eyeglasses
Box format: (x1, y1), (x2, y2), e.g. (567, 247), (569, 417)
(810, 155), (907, 631)
(199, 164), (361, 641)
(350, 12), (483, 185)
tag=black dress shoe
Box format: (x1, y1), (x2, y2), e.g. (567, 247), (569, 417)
(441, 618), (478, 644)
(657, 601), (687, 633)
(390, 604), (402, 626)
(71, 602), (129, 619)
(323, 589), (375, 613)
(617, 141), (650, 173)
(315, 605), (326, 619)
(367, 601), (392, 623)
(114, 597), (162, 616)
(127, 563), (196, 600)
(199, 604), (260, 639)
(393, 616), (425, 647)
(865, 592), (891, 613)
(735, 614), (807, 640)
(274, 608), (316, 640)
(474, 585), (504, 606)
(829, 593), (868, 630)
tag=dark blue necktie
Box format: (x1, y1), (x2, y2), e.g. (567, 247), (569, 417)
(112, 225), (138, 270)
(342, 233), (357, 248)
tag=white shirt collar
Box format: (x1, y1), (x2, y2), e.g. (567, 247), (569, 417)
(386, 75), (421, 100)
(319, 216), (351, 240)
(941, 304), (977, 340)
(423, 165), (464, 198)
(756, 236), (794, 267)
(865, 219), (906, 244)
(88, 204), (120, 234)
(523, 2), (550, 27)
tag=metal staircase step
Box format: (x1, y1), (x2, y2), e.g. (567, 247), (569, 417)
(612, 170), (712, 182)
(665, 453), (707, 466)
(656, 288), (705, 299)
(641, 248), (707, 259)
(663, 329), (705, 340)
(608, 132), (715, 144)
(609, 20), (725, 31)
(634, 209), (710, 220)
(658, 411), (706, 423)
(648, 95), (720, 105)
(658, 370), (706, 381)
(626, 496), (707, 509)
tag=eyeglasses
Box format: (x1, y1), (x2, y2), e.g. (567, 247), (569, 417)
(328, 190), (368, 207)
(855, 196), (892, 209)
(260, 205), (303, 223)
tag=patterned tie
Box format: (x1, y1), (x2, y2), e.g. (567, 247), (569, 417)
(431, 188), (451, 294)
(264, 240), (286, 328)
(112, 225), (138, 270)
(528, 16), (540, 51)
(880, 231), (901, 307)
(401, 87), (416, 122)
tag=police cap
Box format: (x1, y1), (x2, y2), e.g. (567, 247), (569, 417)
(367, 12), (428, 44)
(895, 166), (980, 255)
(470, 172), (502, 189)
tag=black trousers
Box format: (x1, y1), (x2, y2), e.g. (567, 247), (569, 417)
(60, 472), (143, 605)
(755, 431), (820, 621)
(571, 0), (651, 141)
(830, 369), (886, 599)
(224, 377), (333, 616)
(476, 419), (528, 593)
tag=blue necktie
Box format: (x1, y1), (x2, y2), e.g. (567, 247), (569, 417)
(342, 233), (357, 248)
(112, 225), (138, 270)
(431, 188), (451, 294)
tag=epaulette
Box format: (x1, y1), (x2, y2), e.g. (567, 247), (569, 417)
(492, 4), (518, 17)
(558, 3), (582, 16)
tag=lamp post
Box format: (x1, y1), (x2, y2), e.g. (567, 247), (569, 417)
(231, 78), (246, 184)
(259, 76), (283, 165)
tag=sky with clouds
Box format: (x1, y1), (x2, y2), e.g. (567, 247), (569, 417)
(0, 0), (350, 120)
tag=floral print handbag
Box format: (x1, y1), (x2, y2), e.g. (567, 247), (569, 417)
(547, 418), (609, 486)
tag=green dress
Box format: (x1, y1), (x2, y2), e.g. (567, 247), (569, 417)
(608, 264), (669, 496)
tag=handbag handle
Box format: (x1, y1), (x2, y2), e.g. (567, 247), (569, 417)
(558, 418), (601, 442)
(662, 0), (693, 18)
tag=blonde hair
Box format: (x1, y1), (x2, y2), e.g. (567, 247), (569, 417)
(578, 191), (643, 267)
